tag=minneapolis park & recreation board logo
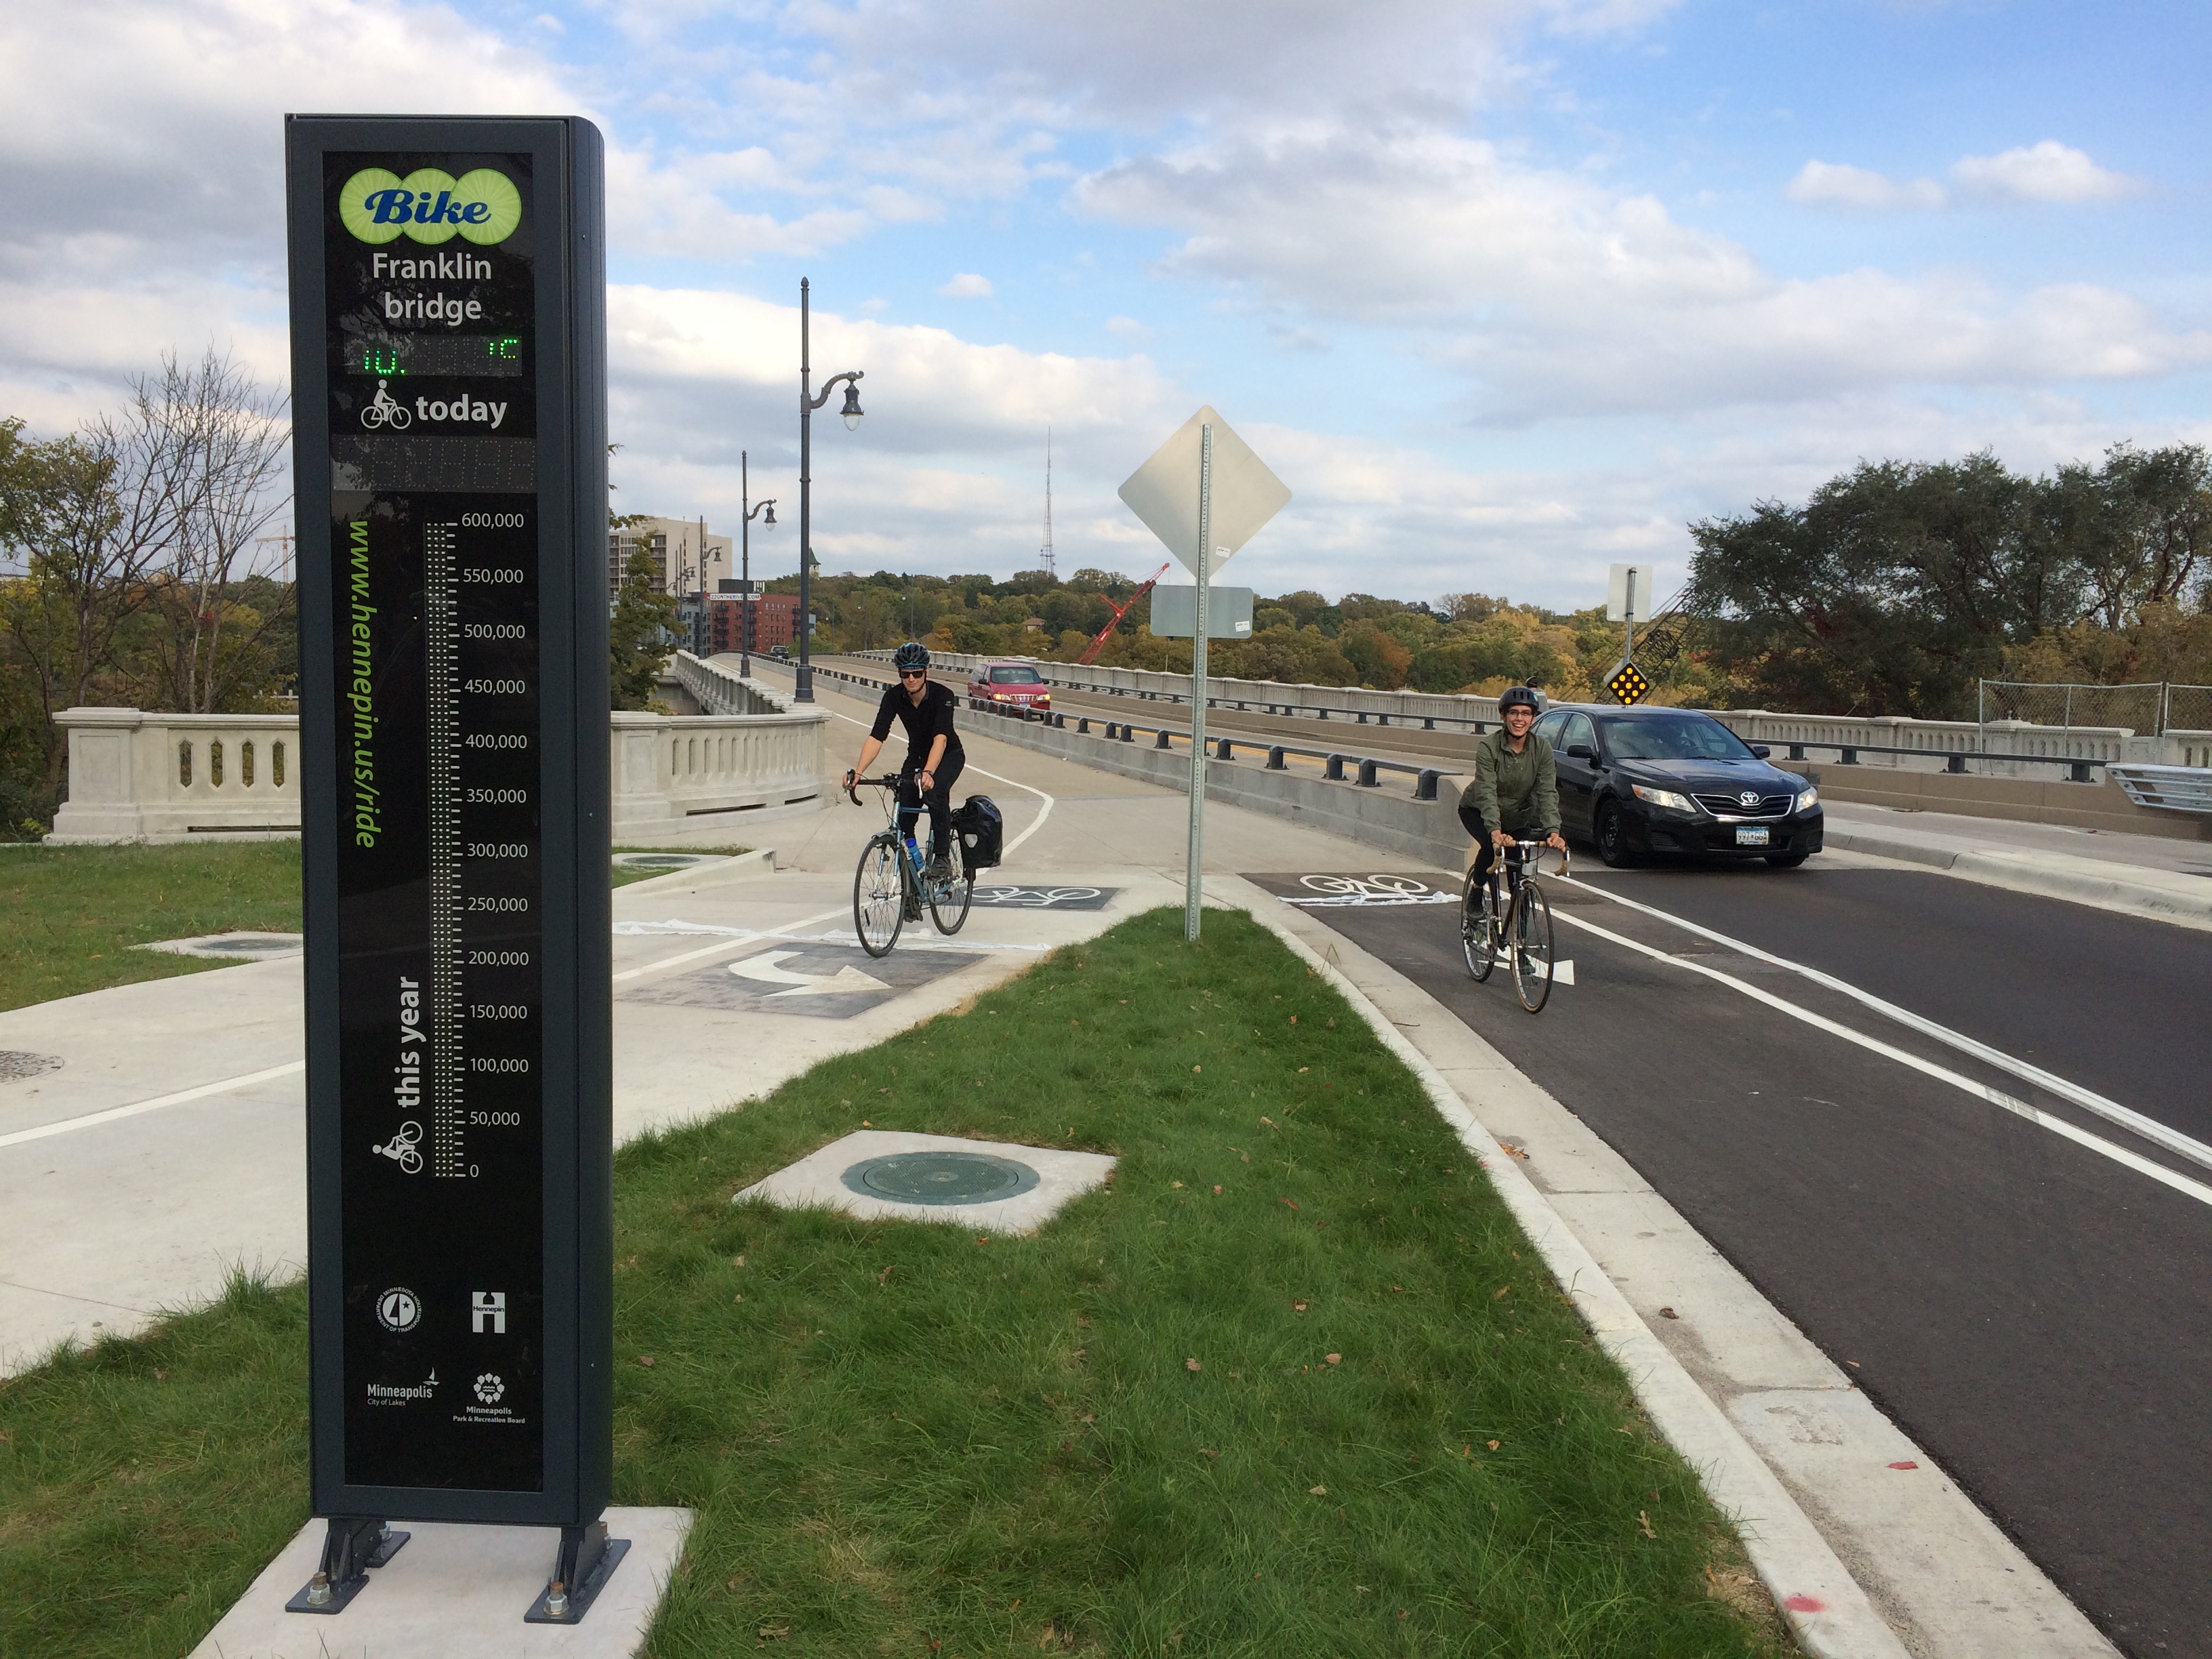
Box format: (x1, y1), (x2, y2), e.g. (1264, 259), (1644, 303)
(340, 167), (521, 245)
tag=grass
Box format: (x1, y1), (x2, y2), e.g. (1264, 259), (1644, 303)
(0, 908), (1787, 1658)
(0, 842), (303, 1012)
(612, 844), (754, 888)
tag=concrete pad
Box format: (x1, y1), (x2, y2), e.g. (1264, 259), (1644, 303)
(136, 930), (304, 961)
(618, 939), (973, 1022)
(189, 1506), (693, 1659)
(735, 1129), (1115, 1235)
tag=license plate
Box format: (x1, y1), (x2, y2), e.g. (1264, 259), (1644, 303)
(1735, 826), (1771, 846)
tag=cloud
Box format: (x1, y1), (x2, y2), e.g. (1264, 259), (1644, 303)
(1786, 161), (1946, 211)
(1078, 129), (2208, 419)
(937, 272), (995, 298)
(1951, 141), (2142, 204)
(1103, 315), (1152, 343)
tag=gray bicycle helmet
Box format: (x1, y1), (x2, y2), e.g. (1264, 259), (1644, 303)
(893, 640), (930, 672)
(1498, 684), (1541, 713)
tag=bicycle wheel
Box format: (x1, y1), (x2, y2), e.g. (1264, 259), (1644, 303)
(1460, 868), (1497, 981)
(928, 836), (972, 935)
(853, 835), (905, 958)
(1510, 879), (1554, 1013)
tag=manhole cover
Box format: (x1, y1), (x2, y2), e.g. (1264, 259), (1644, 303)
(840, 1151), (1042, 1206)
(0, 1050), (64, 1082)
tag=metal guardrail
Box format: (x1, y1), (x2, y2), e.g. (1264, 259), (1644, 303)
(2108, 765), (2212, 814)
(1778, 738), (2112, 783)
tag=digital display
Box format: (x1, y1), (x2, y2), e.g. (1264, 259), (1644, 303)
(323, 148), (546, 1493)
(346, 332), (523, 378)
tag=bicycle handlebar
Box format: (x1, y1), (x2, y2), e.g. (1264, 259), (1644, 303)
(843, 771), (902, 805)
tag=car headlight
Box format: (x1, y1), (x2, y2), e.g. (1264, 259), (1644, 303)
(1796, 785), (1819, 813)
(1631, 784), (1695, 812)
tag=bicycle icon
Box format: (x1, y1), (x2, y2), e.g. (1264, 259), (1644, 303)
(1290, 874), (1450, 907)
(373, 1120), (424, 1174)
(361, 379), (411, 430)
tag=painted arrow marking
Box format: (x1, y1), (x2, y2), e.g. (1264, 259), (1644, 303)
(729, 949), (893, 998)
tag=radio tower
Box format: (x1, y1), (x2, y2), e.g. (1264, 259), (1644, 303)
(1038, 426), (1055, 579)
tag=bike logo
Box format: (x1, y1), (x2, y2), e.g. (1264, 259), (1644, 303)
(1288, 874), (1450, 907)
(361, 378), (411, 430)
(474, 1373), (505, 1405)
(340, 167), (521, 246)
(373, 1120), (423, 1174)
(375, 1287), (421, 1332)
(471, 1291), (506, 1334)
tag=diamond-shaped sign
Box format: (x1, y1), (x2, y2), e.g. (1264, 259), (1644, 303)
(1117, 406), (1290, 575)
(1603, 658), (1652, 705)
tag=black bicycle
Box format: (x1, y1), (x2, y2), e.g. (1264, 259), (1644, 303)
(1461, 841), (1563, 1013)
(846, 773), (972, 958)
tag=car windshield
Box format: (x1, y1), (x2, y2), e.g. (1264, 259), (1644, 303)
(990, 666), (1042, 684)
(1597, 714), (1755, 762)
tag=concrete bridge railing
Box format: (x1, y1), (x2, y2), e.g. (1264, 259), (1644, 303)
(47, 679), (827, 844)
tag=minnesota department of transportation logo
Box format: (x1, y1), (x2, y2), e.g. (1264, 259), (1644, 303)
(340, 167), (520, 246)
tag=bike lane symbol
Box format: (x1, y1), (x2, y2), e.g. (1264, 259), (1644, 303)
(373, 1120), (424, 1173)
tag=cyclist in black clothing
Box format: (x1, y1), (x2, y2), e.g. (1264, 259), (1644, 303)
(844, 640), (964, 880)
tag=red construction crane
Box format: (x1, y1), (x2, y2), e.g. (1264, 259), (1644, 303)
(1076, 562), (1172, 666)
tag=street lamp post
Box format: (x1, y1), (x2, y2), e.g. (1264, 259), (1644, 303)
(797, 276), (863, 703)
(739, 449), (775, 679)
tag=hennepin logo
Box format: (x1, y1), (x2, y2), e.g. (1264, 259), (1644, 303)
(340, 167), (520, 246)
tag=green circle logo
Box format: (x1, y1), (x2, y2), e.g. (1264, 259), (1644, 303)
(338, 167), (522, 246)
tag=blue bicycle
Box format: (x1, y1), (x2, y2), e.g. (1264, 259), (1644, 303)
(846, 773), (971, 956)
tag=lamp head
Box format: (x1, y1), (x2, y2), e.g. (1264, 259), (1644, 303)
(839, 382), (865, 430)
(761, 501), (777, 527)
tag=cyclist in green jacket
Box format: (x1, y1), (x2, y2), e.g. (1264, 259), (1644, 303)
(1457, 685), (1567, 894)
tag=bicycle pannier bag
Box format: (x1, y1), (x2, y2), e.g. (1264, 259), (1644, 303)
(956, 795), (1003, 871)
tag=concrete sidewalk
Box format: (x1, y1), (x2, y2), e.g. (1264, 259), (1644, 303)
(1823, 803), (2212, 929)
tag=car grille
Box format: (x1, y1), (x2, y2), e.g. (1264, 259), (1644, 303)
(1692, 792), (1796, 818)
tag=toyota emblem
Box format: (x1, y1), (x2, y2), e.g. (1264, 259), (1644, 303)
(1738, 791), (1761, 808)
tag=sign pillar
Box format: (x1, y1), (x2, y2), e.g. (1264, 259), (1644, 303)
(1185, 425), (1212, 943)
(285, 115), (618, 1622)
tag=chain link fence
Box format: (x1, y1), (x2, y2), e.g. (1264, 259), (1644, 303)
(2164, 684), (2212, 733)
(1979, 680), (2167, 735)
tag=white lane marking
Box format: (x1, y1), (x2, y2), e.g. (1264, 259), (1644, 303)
(610, 901), (853, 983)
(0, 1061), (306, 1150)
(615, 921), (1046, 954)
(813, 699), (1057, 860)
(728, 951), (893, 998)
(1560, 874), (2212, 1176)
(1549, 906), (2212, 1210)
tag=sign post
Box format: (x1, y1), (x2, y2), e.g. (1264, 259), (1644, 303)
(285, 115), (619, 1622)
(1604, 562), (1654, 705)
(1117, 407), (1290, 942)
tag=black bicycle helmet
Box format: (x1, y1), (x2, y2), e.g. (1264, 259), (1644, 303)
(893, 640), (930, 672)
(1498, 684), (1541, 713)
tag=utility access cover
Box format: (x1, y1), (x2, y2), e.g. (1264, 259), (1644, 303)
(842, 1151), (1042, 1206)
(1118, 405), (1290, 576)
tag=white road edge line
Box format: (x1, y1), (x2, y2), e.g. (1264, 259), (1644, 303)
(611, 901), (854, 983)
(1549, 905), (2212, 1210)
(0, 1061), (307, 1150)
(1560, 874), (2212, 1176)
(814, 699), (1057, 859)
(1227, 878), (1908, 1659)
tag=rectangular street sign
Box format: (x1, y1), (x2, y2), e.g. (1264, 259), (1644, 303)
(1149, 584), (1254, 639)
(287, 115), (611, 1529)
(1607, 562), (1656, 623)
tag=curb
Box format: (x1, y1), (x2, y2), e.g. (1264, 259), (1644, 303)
(611, 846), (777, 899)
(1824, 824), (2212, 930)
(1224, 880), (1911, 1659)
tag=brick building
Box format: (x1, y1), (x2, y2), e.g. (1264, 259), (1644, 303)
(607, 516), (733, 605)
(706, 590), (800, 653)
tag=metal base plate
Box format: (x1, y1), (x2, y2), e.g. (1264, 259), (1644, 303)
(284, 1528), (409, 1614)
(524, 1536), (631, 1624)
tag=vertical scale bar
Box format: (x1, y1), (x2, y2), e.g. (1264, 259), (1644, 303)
(1185, 424), (1212, 943)
(425, 522), (466, 1179)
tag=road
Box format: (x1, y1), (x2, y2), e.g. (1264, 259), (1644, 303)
(1246, 855), (2211, 1658)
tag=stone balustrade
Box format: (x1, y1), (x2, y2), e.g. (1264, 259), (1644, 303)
(47, 708), (304, 842)
(46, 689), (828, 845)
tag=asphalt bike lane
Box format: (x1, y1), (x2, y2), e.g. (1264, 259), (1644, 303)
(1252, 865), (2211, 1659)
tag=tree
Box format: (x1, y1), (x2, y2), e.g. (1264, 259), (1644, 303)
(609, 544), (678, 710)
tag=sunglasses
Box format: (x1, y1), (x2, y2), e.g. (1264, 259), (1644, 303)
(900, 669), (927, 680)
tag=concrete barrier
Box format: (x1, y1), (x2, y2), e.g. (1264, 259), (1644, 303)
(47, 689), (829, 845)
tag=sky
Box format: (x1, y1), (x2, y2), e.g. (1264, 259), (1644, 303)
(1, 0), (2207, 611)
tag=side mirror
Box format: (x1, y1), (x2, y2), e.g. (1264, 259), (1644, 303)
(1565, 743), (1596, 761)
(1749, 743), (1771, 759)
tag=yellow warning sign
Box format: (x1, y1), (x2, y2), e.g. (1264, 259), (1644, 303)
(1603, 659), (1651, 705)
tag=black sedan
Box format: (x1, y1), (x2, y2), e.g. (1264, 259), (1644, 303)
(1532, 704), (1824, 868)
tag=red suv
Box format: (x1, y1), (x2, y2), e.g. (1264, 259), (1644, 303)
(966, 659), (1052, 714)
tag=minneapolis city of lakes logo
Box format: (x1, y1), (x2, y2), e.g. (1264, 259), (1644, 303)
(366, 1369), (438, 1406)
(340, 167), (521, 245)
(375, 1286), (422, 1333)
